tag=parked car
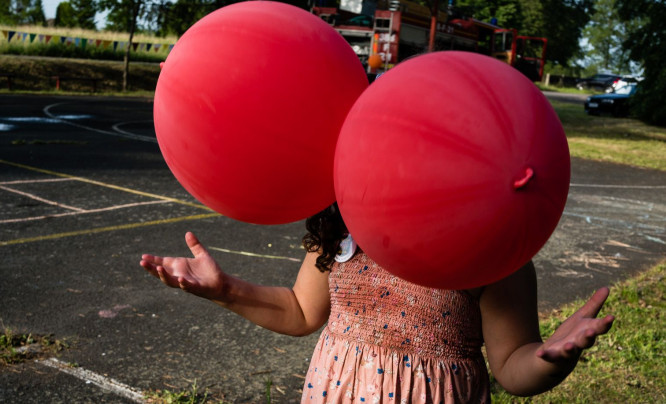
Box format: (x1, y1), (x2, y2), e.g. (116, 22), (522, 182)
(584, 82), (638, 116)
(576, 73), (622, 92)
(605, 75), (643, 93)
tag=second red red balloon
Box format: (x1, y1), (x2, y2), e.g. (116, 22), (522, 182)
(335, 52), (570, 290)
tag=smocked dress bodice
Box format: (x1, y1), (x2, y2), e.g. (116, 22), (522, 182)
(302, 252), (490, 403)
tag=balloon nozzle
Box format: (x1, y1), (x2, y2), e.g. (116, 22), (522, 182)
(513, 167), (534, 190)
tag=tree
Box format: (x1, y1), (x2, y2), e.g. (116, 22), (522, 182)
(71, 0), (97, 29)
(147, 0), (305, 37)
(520, 0), (594, 66)
(142, 0), (170, 34)
(617, 0), (666, 126)
(24, 0), (45, 24)
(100, 0), (145, 32)
(154, 0), (238, 37)
(519, 0), (545, 35)
(2, 0), (46, 25)
(582, 0), (633, 73)
(55, 1), (77, 27)
(98, 0), (146, 91)
(454, 0), (524, 31)
(0, 0), (15, 24)
(453, 0), (592, 67)
(154, 0), (215, 36)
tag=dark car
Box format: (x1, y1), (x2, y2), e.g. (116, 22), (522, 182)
(576, 73), (622, 92)
(584, 83), (638, 117)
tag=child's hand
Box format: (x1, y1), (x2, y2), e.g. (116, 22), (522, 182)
(140, 232), (227, 301)
(537, 287), (615, 368)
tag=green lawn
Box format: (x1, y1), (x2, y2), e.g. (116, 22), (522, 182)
(491, 262), (665, 403)
(552, 100), (666, 171)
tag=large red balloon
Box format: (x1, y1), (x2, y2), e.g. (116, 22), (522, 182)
(154, 2), (367, 224)
(334, 52), (570, 290)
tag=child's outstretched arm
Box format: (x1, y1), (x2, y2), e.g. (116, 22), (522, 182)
(140, 232), (331, 337)
(480, 261), (615, 396)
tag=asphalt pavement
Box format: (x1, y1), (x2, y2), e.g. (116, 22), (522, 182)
(0, 94), (664, 403)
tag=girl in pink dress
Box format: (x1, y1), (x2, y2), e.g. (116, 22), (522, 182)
(140, 203), (614, 402)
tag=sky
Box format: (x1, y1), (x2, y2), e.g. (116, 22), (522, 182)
(42, 0), (61, 20)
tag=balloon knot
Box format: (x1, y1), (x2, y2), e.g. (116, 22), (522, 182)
(513, 167), (534, 190)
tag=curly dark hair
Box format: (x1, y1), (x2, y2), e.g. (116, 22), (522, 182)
(302, 202), (348, 272)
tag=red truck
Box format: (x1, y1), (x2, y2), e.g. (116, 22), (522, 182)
(312, 0), (547, 81)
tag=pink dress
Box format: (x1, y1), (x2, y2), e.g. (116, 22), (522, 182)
(302, 252), (490, 403)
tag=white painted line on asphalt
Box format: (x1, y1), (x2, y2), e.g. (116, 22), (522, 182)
(0, 184), (85, 212)
(38, 357), (145, 403)
(563, 211), (665, 230)
(0, 159), (210, 210)
(570, 183), (666, 189)
(0, 200), (170, 224)
(43, 102), (157, 143)
(1, 212), (219, 246)
(0, 178), (73, 185)
(209, 246), (302, 262)
(112, 121), (155, 139)
(645, 235), (666, 245)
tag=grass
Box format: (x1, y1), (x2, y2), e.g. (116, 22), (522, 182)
(144, 379), (232, 404)
(491, 261), (666, 403)
(551, 100), (666, 171)
(265, 377), (273, 404)
(535, 83), (594, 95)
(0, 327), (69, 365)
(0, 54), (160, 93)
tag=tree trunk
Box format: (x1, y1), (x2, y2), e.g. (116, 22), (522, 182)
(428, 0), (439, 52)
(122, 0), (142, 92)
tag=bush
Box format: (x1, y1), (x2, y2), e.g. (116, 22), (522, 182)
(630, 68), (666, 127)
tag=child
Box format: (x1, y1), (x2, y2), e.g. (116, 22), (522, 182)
(140, 203), (614, 402)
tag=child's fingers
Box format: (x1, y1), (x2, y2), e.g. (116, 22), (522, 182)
(156, 266), (180, 288)
(576, 316), (615, 347)
(591, 315), (615, 337)
(539, 317), (615, 363)
(185, 232), (209, 258)
(537, 346), (573, 362)
(537, 341), (580, 362)
(178, 276), (194, 291)
(573, 329), (599, 351)
(141, 254), (164, 266)
(576, 287), (610, 318)
(140, 260), (157, 274)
